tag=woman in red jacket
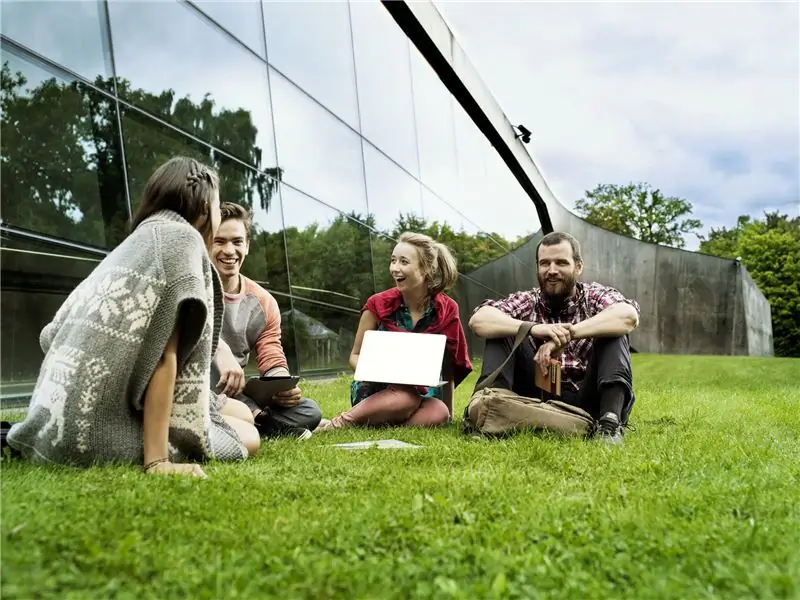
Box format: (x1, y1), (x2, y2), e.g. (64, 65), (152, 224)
(319, 232), (472, 430)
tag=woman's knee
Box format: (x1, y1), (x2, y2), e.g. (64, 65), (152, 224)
(383, 385), (423, 415)
(223, 415), (260, 457)
(220, 398), (255, 424)
(418, 399), (451, 427)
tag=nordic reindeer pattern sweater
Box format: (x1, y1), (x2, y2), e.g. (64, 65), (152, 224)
(8, 210), (245, 466)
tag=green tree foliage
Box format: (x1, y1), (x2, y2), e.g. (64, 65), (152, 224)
(575, 182), (703, 249)
(0, 62), (281, 250)
(699, 212), (800, 357)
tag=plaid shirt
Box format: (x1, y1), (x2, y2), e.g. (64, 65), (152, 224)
(476, 282), (640, 393)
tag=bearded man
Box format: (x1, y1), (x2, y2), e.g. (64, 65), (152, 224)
(467, 232), (641, 443)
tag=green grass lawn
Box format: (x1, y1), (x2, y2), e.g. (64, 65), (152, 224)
(2, 354), (799, 599)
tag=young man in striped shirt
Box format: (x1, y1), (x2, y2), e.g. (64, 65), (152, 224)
(211, 202), (322, 440)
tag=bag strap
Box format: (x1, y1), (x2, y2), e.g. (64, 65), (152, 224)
(474, 321), (535, 392)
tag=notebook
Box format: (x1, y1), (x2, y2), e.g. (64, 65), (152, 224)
(354, 330), (447, 387)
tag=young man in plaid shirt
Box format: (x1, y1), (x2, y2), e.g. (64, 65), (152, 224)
(468, 232), (641, 443)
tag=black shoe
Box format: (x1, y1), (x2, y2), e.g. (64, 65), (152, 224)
(254, 411), (312, 440)
(595, 412), (624, 445)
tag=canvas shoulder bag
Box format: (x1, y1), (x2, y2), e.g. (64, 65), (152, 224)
(463, 322), (594, 437)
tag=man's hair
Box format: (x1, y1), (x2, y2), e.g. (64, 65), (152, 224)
(220, 202), (252, 241)
(536, 231), (583, 264)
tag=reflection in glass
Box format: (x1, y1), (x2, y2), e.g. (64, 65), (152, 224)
(410, 48), (458, 203)
(263, 0), (359, 129)
(189, 0), (265, 58)
(0, 0), (112, 88)
(370, 230), (397, 294)
(0, 290), (69, 400)
(284, 297), (360, 375)
(421, 188), (509, 275)
(244, 181), (289, 294)
(351, 1), (419, 176)
(363, 142), (422, 234)
(0, 236), (103, 398)
(0, 47), (129, 249)
(280, 185), (374, 311)
(107, 0), (277, 171)
(270, 69), (368, 216)
(484, 146), (541, 258)
(120, 107), (287, 290)
(453, 103), (489, 230)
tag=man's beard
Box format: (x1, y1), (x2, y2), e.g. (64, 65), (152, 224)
(539, 271), (578, 302)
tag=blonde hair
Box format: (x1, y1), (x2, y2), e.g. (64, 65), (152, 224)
(397, 231), (458, 295)
(130, 156), (219, 245)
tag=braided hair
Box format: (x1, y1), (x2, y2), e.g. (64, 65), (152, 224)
(130, 156), (220, 244)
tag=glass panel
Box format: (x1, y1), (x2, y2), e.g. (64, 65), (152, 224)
(0, 47), (130, 249)
(247, 184), (290, 295)
(0, 236), (103, 401)
(410, 48), (458, 203)
(108, 0), (277, 171)
(281, 185), (374, 311)
(285, 297), (360, 375)
(189, 0), (265, 58)
(120, 107), (288, 292)
(263, 0), (359, 128)
(453, 102), (489, 233)
(270, 69), (368, 217)
(421, 188), (509, 275)
(370, 230), (397, 294)
(351, 1), (419, 176)
(363, 142), (422, 235)
(484, 144), (541, 261)
(0, 0), (112, 88)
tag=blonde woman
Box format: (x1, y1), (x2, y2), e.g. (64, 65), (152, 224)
(320, 232), (472, 430)
(6, 156), (259, 477)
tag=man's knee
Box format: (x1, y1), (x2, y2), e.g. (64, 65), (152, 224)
(298, 398), (322, 430)
(276, 398), (322, 430)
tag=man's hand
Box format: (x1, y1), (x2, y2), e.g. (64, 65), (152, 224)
(215, 347), (245, 398)
(534, 340), (564, 376)
(530, 323), (573, 347)
(271, 386), (302, 408)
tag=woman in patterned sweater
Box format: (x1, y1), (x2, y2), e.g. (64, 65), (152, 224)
(319, 232), (472, 430)
(6, 157), (259, 477)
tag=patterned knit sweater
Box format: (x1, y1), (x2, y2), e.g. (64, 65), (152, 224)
(8, 210), (241, 466)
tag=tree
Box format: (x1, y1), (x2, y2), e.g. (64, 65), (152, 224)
(699, 211), (800, 357)
(575, 182), (703, 249)
(0, 60), (281, 251)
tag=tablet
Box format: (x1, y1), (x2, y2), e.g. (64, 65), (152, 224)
(242, 375), (301, 409)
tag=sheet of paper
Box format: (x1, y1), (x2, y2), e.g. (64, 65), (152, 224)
(332, 439), (423, 450)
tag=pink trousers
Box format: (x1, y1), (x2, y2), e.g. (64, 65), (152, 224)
(325, 385), (450, 429)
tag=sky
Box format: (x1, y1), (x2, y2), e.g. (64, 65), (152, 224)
(437, 1), (800, 249)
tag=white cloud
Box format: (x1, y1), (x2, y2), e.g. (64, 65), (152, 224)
(438, 1), (800, 248)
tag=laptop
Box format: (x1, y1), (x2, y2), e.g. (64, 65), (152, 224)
(354, 330), (447, 387)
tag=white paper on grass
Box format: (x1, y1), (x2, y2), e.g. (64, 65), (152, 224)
(354, 330), (447, 387)
(333, 439), (423, 450)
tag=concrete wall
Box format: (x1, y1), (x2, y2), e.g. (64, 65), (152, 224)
(391, 0), (774, 357)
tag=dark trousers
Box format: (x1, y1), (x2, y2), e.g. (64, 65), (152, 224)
(474, 335), (636, 424)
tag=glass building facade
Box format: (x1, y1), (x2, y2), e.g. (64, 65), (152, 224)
(0, 0), (541, 402)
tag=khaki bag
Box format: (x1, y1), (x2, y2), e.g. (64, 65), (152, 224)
(463, 322), (595, 437)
